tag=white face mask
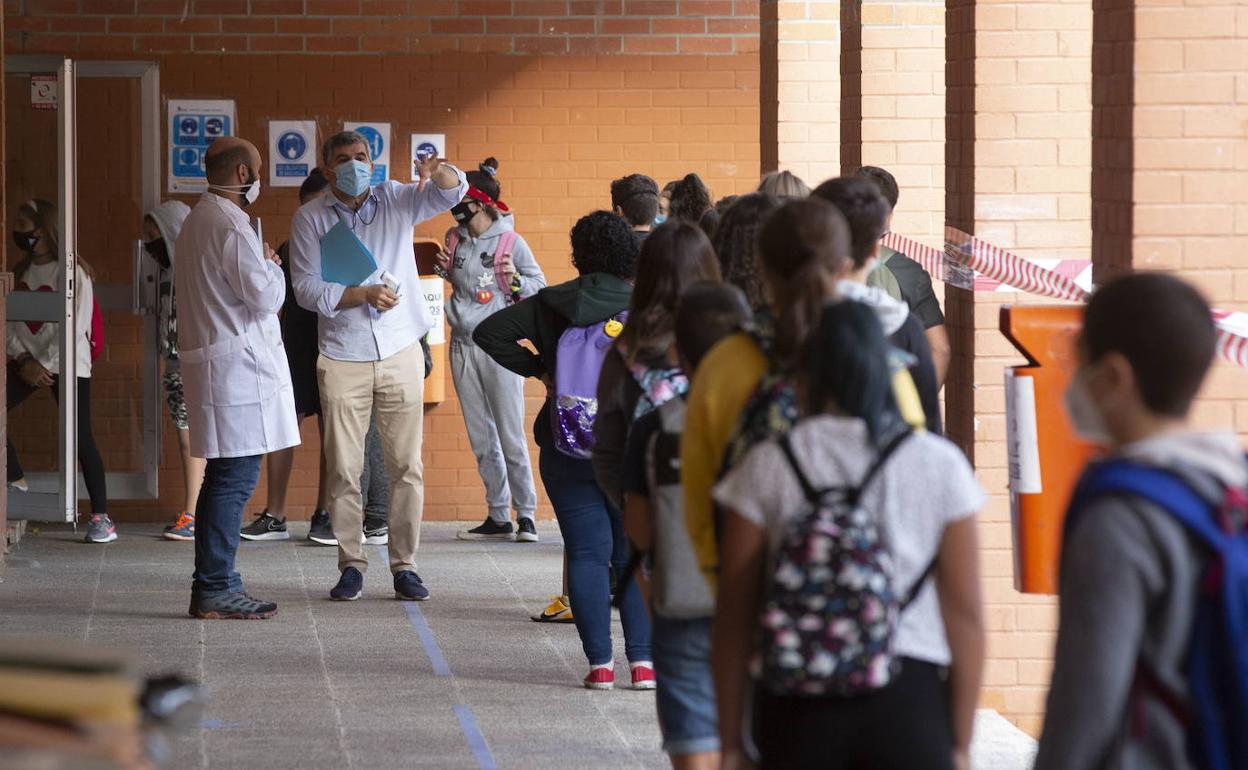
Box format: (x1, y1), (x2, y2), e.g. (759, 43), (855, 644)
(1064, 368), (1112, 444)
(209, 171), (261, 208)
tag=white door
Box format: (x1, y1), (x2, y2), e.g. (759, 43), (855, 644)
(5, 57), (163, 521)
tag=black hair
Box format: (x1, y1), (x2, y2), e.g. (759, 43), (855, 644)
(698, 207), (721, 241)
(675, 282), (753, 373)
(803, 300), (901, 442)
(610, 174), (660, 227)
(299, 168), (329, 201)
(854, 166), (899, 209)
(715, 195), (739, 214)
(618, 221), (721, 365)
(712, 192), (782, 314)
(569, 210), (640, 279)
(811, 176), (891, 268)
(466, 157), (501, 202)
(1082, 272), (1216, 418)
(669, 173), (713, 223)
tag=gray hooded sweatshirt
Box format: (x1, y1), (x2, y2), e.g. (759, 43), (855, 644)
(145, 200), (191, 362)
(446, 213), (546, 343)
(1035, 430), (1248, 770)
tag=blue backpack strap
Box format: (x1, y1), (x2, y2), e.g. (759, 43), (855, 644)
(1075, 461), (1223, 548)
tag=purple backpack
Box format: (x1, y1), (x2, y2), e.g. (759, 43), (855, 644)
(551, 312), (627, 459)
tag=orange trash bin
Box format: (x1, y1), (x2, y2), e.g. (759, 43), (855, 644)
(1000, 304), (1096, 594)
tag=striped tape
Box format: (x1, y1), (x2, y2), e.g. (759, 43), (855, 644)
(880, 229), (1248, 369)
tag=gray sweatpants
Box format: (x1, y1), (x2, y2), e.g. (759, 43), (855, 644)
(361, 410), (389, 521)
(451, 339), (537, 522)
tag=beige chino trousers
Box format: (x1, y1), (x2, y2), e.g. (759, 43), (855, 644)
(318, 342), (425, 574)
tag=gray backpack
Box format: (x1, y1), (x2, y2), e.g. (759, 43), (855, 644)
(647, 397), (716, 619)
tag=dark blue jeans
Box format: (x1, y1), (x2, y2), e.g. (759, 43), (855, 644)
(540, 448), (651, 666)
(193, 455), (262, 598)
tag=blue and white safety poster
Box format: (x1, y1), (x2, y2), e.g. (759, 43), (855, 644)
(268, 120), (317, 188)
(344, 121), (391, 186)
(410, 134), (447, 179)
(168, 99), (236, 194)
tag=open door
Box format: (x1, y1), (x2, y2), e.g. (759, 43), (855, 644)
(4, 56), (79, 522)
(5, 57), (163, 521)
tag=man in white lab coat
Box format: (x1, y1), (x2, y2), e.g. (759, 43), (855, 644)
(291, 131), (466, 602)
(176, 136), (299, 619)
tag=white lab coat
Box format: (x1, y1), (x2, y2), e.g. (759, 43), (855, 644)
(174, 193), (299, 459)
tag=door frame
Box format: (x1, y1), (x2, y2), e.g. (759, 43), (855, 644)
(5, 57), (163, 519)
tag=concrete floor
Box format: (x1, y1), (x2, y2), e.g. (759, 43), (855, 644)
(0, 520), (1036, 770)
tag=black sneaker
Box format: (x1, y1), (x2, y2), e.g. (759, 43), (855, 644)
(188, 592), (278, 619)
(363, 517), (389, 546)
(240, 511), (288, 541)
(308, 508), (336, 545)
(394, 570), (429, 601)
(330, 567), (363, 601)
(456, 517), (514, 541)
(516, 517), (539, 543)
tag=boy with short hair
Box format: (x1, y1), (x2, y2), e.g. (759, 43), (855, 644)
(620, 282), (752, 770)
(855, 165), (952, 388)
(1036, 272), (1244, 770)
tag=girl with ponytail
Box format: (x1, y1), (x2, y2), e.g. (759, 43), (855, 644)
(435, 157), (548, 542)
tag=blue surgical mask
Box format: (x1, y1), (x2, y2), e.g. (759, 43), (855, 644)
(654, 213), (667, 226)
(334, 160), (372, 197)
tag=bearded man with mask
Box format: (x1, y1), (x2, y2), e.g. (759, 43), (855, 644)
(290, 131), (466, 602)
(176, 136), (297, 619)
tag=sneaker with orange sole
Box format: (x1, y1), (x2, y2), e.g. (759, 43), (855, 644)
(164, 512), (195, 541)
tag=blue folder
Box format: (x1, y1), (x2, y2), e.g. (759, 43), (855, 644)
(319, 220), (378, 286)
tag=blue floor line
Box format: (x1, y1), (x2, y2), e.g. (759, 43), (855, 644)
(373, 545), (493, 767)
(373, 546), (453, 677)
(454, 704), (499, 770)
(402, 601), (453, 677)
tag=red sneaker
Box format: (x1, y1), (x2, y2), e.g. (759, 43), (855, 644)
(583, 667), (615, 690)
(630, 663), (657, 690)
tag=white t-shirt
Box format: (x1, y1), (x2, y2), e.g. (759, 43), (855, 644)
(6, 259), (94, 378)
(713, 415), (985, 666)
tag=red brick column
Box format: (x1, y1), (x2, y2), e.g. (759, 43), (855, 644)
(945, 0), (1094, 736)
(759, 0), (840, 182)
(1092, 0), (1248, 433)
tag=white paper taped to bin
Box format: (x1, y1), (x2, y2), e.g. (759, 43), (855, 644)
(421, 276), (445, 346)
(1005, 370), (1043, 496)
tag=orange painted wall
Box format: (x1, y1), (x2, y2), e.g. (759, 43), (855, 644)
(5, 47), (760, 522)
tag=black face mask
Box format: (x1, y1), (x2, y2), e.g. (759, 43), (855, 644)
(144, 237), (171, 269)
(450, 201), (476, 223)
(12, 230), (39, 253)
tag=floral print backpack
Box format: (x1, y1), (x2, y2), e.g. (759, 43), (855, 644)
(754, 427), (935, 697)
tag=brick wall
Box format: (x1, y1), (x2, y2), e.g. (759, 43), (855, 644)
(5, 1), (761, 521)
(1093, 0), (1248, 437)
(945, 0), (1093, 737)
(6, 0), (760, 56)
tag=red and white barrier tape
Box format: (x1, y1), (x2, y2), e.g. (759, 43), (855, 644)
(880, 228), (1248, 369)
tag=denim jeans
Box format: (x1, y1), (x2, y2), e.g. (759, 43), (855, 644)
(540, 448), (651, 666)
(361, 410), (390, 520)
(193, 455), (263, 598)
(653, 615), (719, 755)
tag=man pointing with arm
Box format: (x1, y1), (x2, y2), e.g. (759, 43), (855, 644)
(177, 136), (299, 619)
(290, 131), (467, 602)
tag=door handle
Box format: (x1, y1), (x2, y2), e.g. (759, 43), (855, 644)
(133, 239), (144, 316)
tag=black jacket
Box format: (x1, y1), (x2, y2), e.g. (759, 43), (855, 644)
(473, 273), (633, 448)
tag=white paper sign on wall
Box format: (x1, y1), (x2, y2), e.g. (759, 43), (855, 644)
(421, 277), (446, 346)
(344, 121), (391, 185)
(268, 120), (317, 188)
(410, 134), (448, 179)
(168, 99), (236, 193)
